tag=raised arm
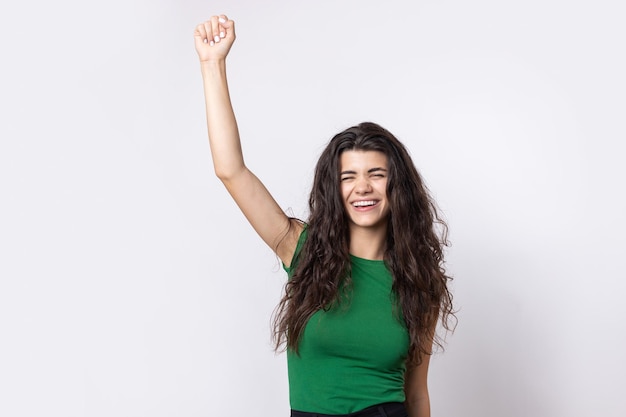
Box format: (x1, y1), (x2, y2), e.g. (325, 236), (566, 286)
(194, 15), (302, 265)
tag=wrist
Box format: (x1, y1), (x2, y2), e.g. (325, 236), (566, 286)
(200, 58), (226, 67)
(199, 59), (228, 82)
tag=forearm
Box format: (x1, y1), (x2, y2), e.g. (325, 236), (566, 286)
(200, 59), (245, 180)
(406, 395), (430, 417)
(404, 349), (432, 417)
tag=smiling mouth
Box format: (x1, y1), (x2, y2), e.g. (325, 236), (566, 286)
(352, 200), (378, 207)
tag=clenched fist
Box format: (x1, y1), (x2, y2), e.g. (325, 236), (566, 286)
(194, 15), (236, 62)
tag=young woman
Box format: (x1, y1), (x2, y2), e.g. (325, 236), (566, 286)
(194, 15), (454, 417)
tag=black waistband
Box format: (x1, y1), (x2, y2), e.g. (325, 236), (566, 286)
(291, 402), (406, 417)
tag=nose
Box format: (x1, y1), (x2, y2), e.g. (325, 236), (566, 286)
(354, 177), (372, 194)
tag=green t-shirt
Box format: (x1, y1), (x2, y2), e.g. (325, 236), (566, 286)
(284, 229), (409, 414)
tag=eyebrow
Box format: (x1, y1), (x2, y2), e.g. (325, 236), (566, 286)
(340, 167), (388, 175)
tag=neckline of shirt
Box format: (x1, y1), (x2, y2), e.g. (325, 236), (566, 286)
(350, 254), (386, 264)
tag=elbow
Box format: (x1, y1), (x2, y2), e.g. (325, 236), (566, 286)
(213, 165), (246, 183)
(214, 167), (231, 181)
(405, 393), (430, 417)
(405, 386), (430, 405)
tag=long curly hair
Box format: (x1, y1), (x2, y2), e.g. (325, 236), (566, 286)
(272, 122), (455, 366)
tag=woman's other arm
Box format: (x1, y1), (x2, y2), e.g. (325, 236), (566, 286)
(194, 16), (302, 265)
(405, 327), (436, 417)
(404, 353), (431, 417)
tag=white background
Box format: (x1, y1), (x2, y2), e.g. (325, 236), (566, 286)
(1, 1), (625, 416)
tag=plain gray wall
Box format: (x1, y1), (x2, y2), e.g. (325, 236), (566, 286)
(1, 0), (625, 416)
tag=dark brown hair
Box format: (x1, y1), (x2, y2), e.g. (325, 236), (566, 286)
(273, 122), (455, 366)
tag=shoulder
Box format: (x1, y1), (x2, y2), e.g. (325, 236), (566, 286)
(279, 219), (306, 271)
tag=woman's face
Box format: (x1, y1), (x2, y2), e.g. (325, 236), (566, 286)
(339, 150), (390, 231)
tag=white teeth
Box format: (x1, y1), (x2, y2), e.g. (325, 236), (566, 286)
(352, 200), (377, 207)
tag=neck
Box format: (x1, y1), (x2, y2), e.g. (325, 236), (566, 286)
(348, 223), (388, 260)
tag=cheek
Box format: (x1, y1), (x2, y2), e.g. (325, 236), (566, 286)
(379, 182), (389, 198)
(340, 183), (350, 201)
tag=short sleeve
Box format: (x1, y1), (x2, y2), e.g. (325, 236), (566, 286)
(282, 225), (308, 275)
